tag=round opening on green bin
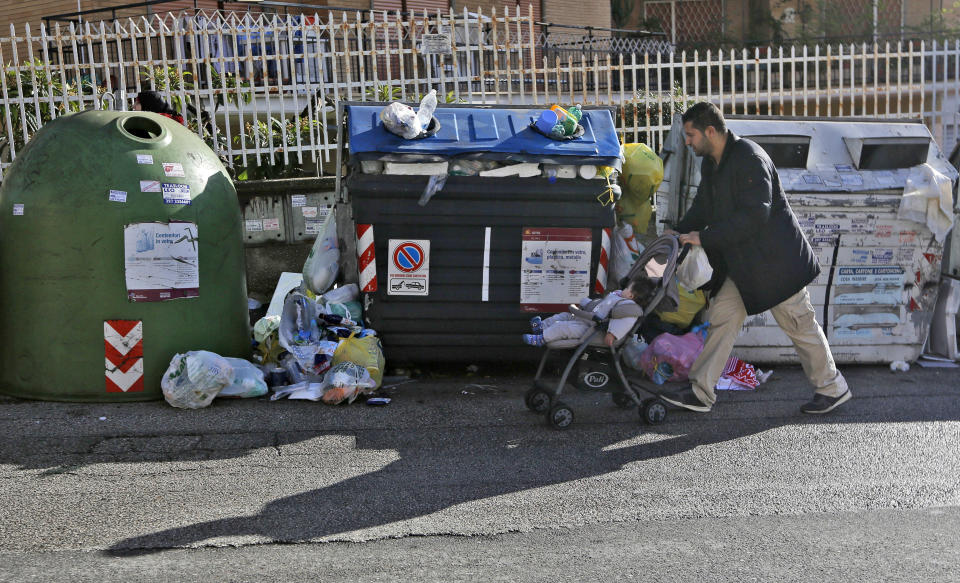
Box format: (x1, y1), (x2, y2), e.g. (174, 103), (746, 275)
(120, 115), (165, 141)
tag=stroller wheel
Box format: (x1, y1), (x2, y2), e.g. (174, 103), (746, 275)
(547, 402), (574, 430)
(611, 391), (634, 409)
(640, 398), (668, 425)
(524, 386), (552, 413)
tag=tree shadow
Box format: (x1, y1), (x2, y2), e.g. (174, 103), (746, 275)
(104, 368), (960, 555)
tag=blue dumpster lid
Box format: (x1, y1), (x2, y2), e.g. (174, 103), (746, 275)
(346, 104), (622, 166)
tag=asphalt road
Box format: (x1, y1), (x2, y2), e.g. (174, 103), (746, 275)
(1, 364), (959, 582)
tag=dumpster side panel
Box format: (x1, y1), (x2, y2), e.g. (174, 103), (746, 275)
(347, 175), (615, 362)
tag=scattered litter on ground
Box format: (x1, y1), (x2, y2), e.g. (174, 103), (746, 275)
(916, 354), (958, 368)
(890, 360), (911, 372)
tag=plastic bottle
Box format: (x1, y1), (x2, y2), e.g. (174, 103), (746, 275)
(416, 89), (438, 131)
(552, 105), (577, 135)
(568, 104), (583, 122)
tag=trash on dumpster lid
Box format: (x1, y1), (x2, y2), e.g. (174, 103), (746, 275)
(347, 104), (622, 168)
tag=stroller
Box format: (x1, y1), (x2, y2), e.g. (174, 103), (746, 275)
(524, 235), (690, 429)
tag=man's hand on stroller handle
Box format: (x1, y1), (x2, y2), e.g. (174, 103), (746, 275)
(663, 229), (701, 247)
(678, 231), (701, 246)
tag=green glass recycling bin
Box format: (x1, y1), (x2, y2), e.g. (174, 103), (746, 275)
(0, 110), (250, 402)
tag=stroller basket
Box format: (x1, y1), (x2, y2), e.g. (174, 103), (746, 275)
(524, 235), (691, 429)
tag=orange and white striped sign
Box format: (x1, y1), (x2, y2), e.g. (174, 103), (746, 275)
(357, 223), (377, 292)
(105, 320), (144, 393)
(595, 227), (611, 294)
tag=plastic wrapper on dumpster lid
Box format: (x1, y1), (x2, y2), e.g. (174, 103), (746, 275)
(379, 90), (438, 140)
(161, 351), (234, 409)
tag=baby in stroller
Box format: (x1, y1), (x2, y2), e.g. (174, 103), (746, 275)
(523, 234), (686, 429)
(522, 276), (660, 348)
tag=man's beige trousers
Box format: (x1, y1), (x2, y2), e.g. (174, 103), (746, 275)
(689, 278), (848, 406)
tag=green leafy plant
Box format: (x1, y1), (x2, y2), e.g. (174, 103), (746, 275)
(365, 84), (402, 101)
(0, 59), (102, 161)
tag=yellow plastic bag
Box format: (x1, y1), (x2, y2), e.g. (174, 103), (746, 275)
(657, 278), (707, 329)
(332, 333), (386, 388)
(615, 143), (664, 236)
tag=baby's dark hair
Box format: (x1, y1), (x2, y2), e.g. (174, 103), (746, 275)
(622, 275), (659, 306)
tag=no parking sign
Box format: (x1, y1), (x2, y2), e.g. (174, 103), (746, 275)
(388, 239), (430, 296)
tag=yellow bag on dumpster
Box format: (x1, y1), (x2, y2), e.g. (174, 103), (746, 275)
(657, 278), (707, 329)
(616, 143), (664, 236)
(332, 333), (386, 388)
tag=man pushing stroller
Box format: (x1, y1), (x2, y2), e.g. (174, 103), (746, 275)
(661, 101), (851, 415)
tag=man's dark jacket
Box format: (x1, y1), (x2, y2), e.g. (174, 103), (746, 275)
(676, 131), (819, 315)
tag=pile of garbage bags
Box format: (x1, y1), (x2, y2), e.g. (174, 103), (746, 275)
(160, 210), (386, 409)
(161, 281), (385, 409)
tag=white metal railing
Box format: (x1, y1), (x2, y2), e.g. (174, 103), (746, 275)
(1, 6), (959, 182)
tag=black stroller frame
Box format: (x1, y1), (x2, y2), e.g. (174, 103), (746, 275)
(524, 235), (690, 429)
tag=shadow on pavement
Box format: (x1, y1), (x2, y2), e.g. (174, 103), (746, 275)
(101, 366), (960, 555)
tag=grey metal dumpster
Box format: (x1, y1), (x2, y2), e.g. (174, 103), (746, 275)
(661, 116), (959, 364)
(336, 103), (623, 362)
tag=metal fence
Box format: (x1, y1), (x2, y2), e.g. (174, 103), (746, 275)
(1, 6), (959, 181)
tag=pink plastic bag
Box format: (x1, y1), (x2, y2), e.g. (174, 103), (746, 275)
(639, 323), (709, 383)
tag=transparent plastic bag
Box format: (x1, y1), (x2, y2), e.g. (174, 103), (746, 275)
(277, 292), (327, 376)
(638, 323), (710, 383)
(302, 211), (339, 295)
(319, 361), (377, 405)
(676, 246), (713, 293)
(219, 358), (269, 398)
(621, 335), (649, 371)
(161, 351), (234, 409)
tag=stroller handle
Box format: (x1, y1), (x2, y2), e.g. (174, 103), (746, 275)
(677, 242), (692, 265)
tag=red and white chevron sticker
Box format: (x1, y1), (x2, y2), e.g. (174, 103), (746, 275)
(357, 223), (377, 292)
(104, 320), (144, 393)
(595, 227), (611, 295)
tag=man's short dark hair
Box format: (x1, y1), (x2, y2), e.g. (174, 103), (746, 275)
(681, 101), (726, 134)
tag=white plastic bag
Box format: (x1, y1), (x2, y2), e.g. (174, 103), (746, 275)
(322, 283), (359, 304)
(379, 90), (437, 140)
(380, 102), (421, 139)
(302, 211), (339, 295)
(610, 222), (641, 286)
(676, 245), (713, 293)
(161, 351), (234, 409)
(219, 358), (268, 398)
